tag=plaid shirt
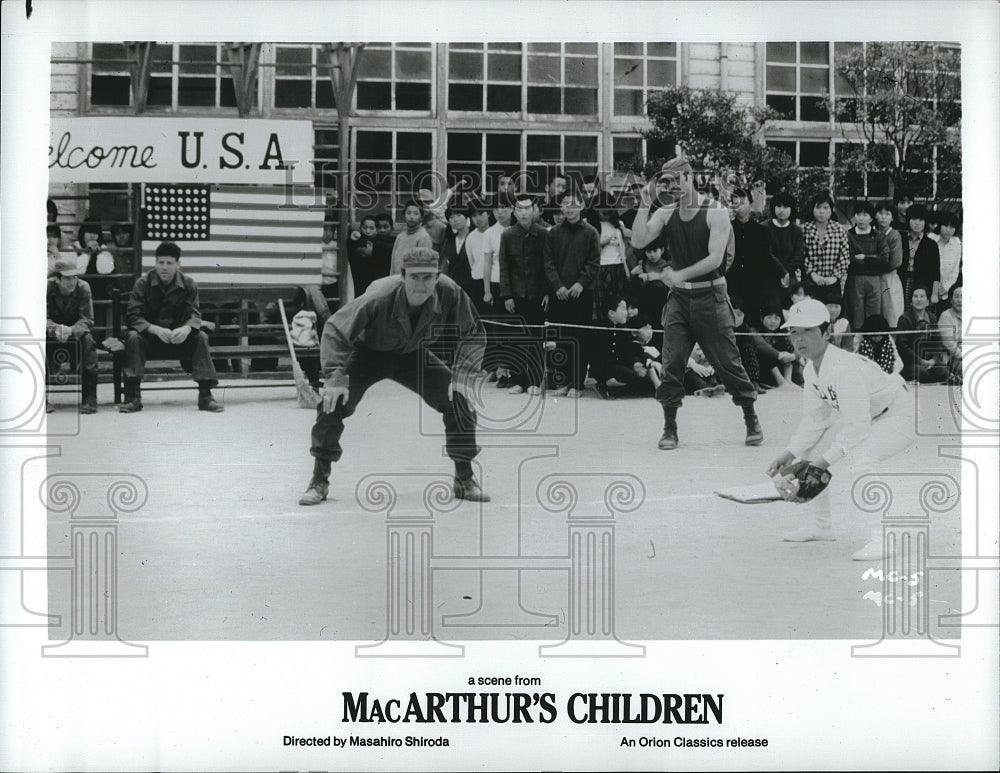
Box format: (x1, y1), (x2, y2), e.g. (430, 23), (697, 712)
(802, 220), (850, 280)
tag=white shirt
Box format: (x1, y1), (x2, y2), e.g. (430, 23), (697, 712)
(483, 222), (505, 284)
(936, 236), (962, 294)
(787, 343), (906, 466)
(465, 228), (488, 281)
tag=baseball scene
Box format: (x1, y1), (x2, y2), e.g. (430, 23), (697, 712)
(3, 4), (998, 771)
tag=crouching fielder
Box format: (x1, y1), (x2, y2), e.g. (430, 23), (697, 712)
(766, 298), (914, 561)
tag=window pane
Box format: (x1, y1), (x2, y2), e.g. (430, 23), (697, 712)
(527, 134), (560, 162)
(357, 80), (391, 109)
(766, 42), (796, 63)
(800, 42), (829, 65)
(397, 132), (431, 161)
(275, 46), (313, 77)
(766, 94), (795, 119)
(178, 45), (215, 75)
(355, 162), (392, 191)
(766, 140), (796, 158)
(358, 49), (390, 79)
(565, 135), (597, 163)
(486, 133), (519, 162)
(527, 86), (561, 113)
(647, 42), (677, 57)
(448, 133), (482, 161)
(316, 80), (335, 109)
(614, 88), (644, 115)
(395, 163), (425, 194)
(647, 59), (676, 86)
(566, 43), (597, 55)
(486, 84), (520, 112)
(799, 96), (829, 121)
(528, 43), (560, 53)
(487, 42), (521, 52)
(274, 79), (311, 108)
(395, 82), (431, 110)
(151, 44), (172, 75)
(766, 65), (796, 92)
(92, 43), (125, 71)
(615, 42), (642, 57)
(565, 56), (597, 85)
(868, 171), (891, 198)
(91, 75), (130, 105)
(450, 42), (483, 51)
(356, 131), (392, 159)
(220, 78), (238, 108)
(399, 42), (431, 49)
(800, 66), (829, 94)
(449, 51), (483, 79)
(799, 141), (829, 167)
(563, 87), (597, 115)
(614, 57), (643, 87)
(487, 53), (521, 81)
(448, 163), (483, 193)
(528, 55), (561, 84)
(395, 50), (431, 79)
(147, 75), (172, 106)
(613, 136), (641, 170)
(449, 83), (482, 111)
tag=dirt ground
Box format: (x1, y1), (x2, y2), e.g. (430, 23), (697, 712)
(42, 377), (964, 643)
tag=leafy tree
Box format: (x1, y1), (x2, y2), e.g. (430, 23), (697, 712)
(824, 42), (961, 205)
(625, 85), (828, 206)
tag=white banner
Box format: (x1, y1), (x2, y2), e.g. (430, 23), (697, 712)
(48, 117), (315, 184)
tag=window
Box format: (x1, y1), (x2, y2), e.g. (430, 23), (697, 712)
(447, 43), (522, 112)
(446, 132), (521, 195)
(90, 43), (131, 106)
(611, 134), (676, 172)
(353, 129), (433, 217)
(274, 45), (335, 109)
(765, 42), (831, 122)
(313, 128), (340, 194)
(526, 42), (598, 116)
(144, 44), (238, 109)
(356, 43), (433, 112)
(767, 139), (833, 189)
(526, 133), (598, 190)
(612, 42), (678, 116)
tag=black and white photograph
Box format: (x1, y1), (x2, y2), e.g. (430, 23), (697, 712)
(2, 1), (998, 770)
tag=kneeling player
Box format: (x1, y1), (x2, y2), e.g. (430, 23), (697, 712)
(766, 298), (914, 561)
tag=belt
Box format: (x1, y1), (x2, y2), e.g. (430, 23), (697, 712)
(678, 277), (727, 290)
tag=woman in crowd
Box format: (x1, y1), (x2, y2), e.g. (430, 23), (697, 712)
(801, 190), (850, 303)
(895, 285), (948, 383)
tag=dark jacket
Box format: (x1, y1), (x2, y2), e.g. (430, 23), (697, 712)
(126, 269), (202, 332)
(498, 221), (549, 300)
(46, 278), (95, 338)
(727, 217), (786, 301)
(440, 231), (474, 290)
(543, 219), (601, 292)
(899, 234), (940, 293)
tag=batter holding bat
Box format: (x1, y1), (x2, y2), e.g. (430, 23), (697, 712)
(766, 298), (915, 561)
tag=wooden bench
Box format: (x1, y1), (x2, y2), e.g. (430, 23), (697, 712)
(108, 284), (336, 403)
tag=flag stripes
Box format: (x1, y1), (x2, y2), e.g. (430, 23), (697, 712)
(141, 184), (327, 287)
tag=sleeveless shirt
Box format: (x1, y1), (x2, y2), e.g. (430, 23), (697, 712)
(662, 204), (724, 282)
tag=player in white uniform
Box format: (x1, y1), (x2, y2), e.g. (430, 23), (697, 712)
(767, 298), (915, 561)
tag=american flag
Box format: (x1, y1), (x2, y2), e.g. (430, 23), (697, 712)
(141, 183), (327, 287)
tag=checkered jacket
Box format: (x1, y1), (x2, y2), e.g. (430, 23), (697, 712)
(802, 220), (851, 280)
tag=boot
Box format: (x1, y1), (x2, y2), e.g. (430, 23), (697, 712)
(453, 460), (490, 502)
(743, 406), (763, 446)
(299, 459), (331, 506)
(658, 404), (678, 450)
(197, 381), (224, 412)
(119, 378), (143, 413)
(79, 371), (98, 414)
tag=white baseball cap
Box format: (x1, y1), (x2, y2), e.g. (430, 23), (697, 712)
(782, 298), (831, 329)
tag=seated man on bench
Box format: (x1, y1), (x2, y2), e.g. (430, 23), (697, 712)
(119, 241), (224, 413)
(46, 258), (99, 414)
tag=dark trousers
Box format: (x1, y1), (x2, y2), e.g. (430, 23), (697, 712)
(656, 285), (757, 408)
(123, 329), (219, 385)
(845, 274), (884, 330)
(309, 346), (479, 465)
(47, 332), (99, 375)
(547, 291), (592, 390)
(497, 296), (546, 389)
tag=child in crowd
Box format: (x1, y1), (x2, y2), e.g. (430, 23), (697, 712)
(824, 292), (855, 352)
(590, 297), (650, 399)
(857, 314), (903, 375)
(629, 242), (671, 339)
(754, 305), (799, 388)
(594, 208), (628, 321)
(628, 315), (662, 395)
(46, 225), (64, 274)
(730, 295), (766, 394)
(782, 280), (809, 321)
(684, 343), (726, 397)
(347, 215), (385, 297)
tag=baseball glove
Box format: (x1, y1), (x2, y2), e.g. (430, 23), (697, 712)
(780, 460), (832, 502)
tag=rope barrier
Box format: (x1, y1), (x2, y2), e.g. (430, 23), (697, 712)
(480, 318), (942, 337)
